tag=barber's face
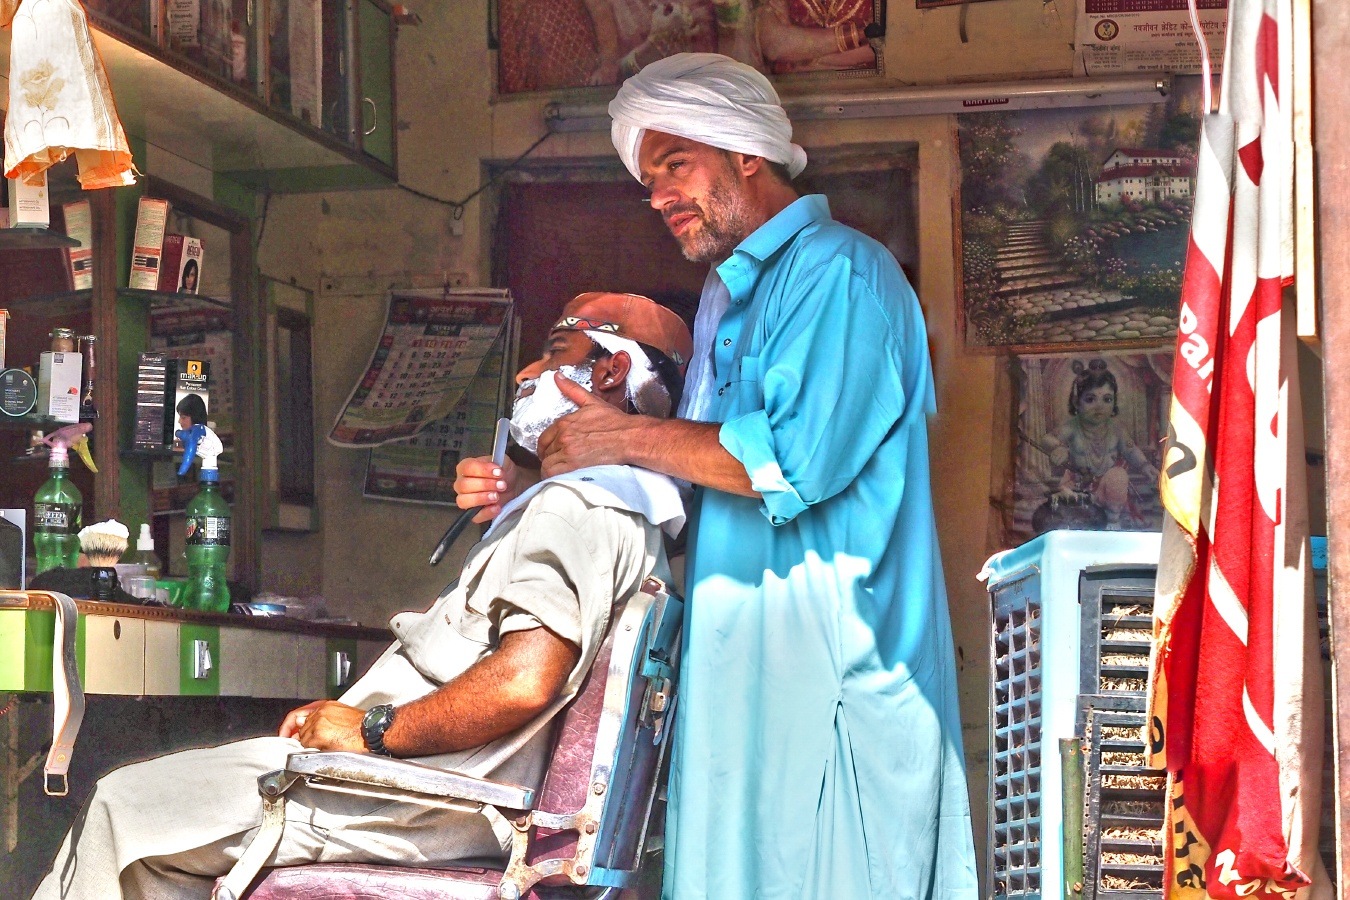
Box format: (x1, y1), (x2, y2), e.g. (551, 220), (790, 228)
(639, 132), (755, 264)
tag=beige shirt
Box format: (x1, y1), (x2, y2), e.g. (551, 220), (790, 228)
(339, 479), (668, 838)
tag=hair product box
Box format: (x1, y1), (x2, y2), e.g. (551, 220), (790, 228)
(158, 235), (204, 294)
(8, 172), (50, 228)
(38, 351), (82, 423)
(0, 308), (8, 368)
(62, 200), (93, 290)
(129, 197), (170, 290)
(134, 352), (170, 449)
(173, 358), (210, 417)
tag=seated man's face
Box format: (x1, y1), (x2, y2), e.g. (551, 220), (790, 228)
(509, 330), (632, 456)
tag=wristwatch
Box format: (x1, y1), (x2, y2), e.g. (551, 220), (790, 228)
(361, 704), (396, 756)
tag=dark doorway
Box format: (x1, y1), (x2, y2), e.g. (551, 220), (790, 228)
(492, 149), (920, 364)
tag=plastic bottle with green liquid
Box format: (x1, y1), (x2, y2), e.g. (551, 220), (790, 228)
(33, 423), (97, 575)
(177, 413), (231, 613)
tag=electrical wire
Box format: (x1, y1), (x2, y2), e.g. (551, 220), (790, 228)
(396, 130), (555, 219)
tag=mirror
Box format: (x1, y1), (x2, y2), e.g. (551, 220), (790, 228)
(263, 278), (316, 531)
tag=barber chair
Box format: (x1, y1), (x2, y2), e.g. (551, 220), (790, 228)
(215, 576), (682, 900)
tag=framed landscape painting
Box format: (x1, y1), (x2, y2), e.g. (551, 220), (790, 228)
(957, 78), (1204, 351)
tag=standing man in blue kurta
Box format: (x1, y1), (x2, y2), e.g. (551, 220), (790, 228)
(456, 53), (977, 899)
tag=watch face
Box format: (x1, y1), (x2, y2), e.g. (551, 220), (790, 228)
(362, 704), (395, 753)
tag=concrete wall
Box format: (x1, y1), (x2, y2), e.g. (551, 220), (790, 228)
(255, 0), (1085, 865)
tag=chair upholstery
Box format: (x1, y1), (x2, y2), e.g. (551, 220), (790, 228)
(236, 578), (680, 900)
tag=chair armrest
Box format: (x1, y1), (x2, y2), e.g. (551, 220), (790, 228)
(285, 751), (535, 810)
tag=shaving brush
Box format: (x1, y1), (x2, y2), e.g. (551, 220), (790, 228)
(78, 520), (129, 568)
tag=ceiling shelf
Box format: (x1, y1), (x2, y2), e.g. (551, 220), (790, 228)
(0, 20), (395, 191)
(0, 228), (81, 250)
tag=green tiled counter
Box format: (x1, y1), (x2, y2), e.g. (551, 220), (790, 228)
(0, 593), (390, 699)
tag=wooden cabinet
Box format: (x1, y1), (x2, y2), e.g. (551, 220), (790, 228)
(0, 172), (265, 588)
(0, 594), (390, 699)
(71, 0), (399, 185)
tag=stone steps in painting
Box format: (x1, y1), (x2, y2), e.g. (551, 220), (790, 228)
(996, 273), (1086, 296)
(995, 261), (1065, 279)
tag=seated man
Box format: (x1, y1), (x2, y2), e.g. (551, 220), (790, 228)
(31, 293), (693, 900)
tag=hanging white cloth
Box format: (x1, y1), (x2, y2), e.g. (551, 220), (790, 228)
(4, 0), (137, 188)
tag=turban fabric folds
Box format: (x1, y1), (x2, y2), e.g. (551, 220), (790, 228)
(608, 53), (807, 183)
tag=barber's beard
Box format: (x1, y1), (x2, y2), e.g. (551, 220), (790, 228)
(665, 169), (755, 264)
(509, 365), (594, 455)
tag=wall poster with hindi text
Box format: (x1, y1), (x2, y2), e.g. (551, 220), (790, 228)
(329, 289), (513, 448)
(363, 316), (518, 505)
(1075, 0), (1227, 77)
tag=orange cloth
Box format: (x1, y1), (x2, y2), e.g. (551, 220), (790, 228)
(5, 0), (136, 189)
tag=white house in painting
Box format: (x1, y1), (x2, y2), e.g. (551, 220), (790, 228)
(1095, 148), (1195, 206)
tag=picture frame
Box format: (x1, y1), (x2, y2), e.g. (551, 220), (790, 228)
(493, 0), (885, 96)
(1004, 348), (1172, 547)
(955, 78), (1204, 352)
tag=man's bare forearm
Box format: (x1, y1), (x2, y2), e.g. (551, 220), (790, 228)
(381, 629), (580, 758)
(626, 418), (757, 497)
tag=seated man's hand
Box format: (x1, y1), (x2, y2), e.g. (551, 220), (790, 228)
(281, 700), (368, 752)
(454, 456), (532, 523)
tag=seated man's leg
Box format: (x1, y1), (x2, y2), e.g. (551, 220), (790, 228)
(32, 736), (296, 900)
(35, 731), (513, 900)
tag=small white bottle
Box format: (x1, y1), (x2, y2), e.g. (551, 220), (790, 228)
(132, 523), (161, 579)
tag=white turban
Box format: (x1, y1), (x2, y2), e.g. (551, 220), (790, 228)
(608, 53), (807, 183)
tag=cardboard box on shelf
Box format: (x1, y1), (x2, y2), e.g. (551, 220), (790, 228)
(173, 358), (210, 427)
(8, 172), (50, 228)
(37, 351), (82, 423)
(129, 197), (170, 290)
(62, 200), (93, 290)
(134, 352), (170, 449)
(158, 235), (204, 294)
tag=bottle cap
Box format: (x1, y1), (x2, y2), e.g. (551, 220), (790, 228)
(137, 523), (154, 551)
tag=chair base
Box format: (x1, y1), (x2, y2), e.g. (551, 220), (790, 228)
(240, 863), (610, 900)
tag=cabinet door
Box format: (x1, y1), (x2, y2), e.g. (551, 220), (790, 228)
(357, 0), (395, 168)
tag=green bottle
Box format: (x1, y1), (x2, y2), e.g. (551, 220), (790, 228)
(33, 452), (82, 575)
(177, 421), (230, 613)
(32, 423), (94, 575)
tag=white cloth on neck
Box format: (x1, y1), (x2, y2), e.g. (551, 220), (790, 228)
(488, 465), (686, 539)
(608, 52), (807, 184)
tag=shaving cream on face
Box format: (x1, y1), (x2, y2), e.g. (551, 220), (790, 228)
(509, 364), (594, 454)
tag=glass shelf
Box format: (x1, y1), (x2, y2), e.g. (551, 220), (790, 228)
(0, 410), (99, 432)
(0, 228), (81, 251)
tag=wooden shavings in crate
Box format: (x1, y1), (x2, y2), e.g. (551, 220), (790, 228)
(1103, 773), (1167, 790)
(1101, 677), (1148, 693)
(1101, 873), (1161, 891)
(1102, 799), (1165, 816)
(1104, 627), (1153, 642)
(1103, 825), (1162, 841)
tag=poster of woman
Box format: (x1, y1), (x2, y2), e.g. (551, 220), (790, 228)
(494, 0), (883, 94)
(1007, 348), (1172, 546)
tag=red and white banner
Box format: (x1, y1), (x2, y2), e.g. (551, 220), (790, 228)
(1145, 0), (1327, 898)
